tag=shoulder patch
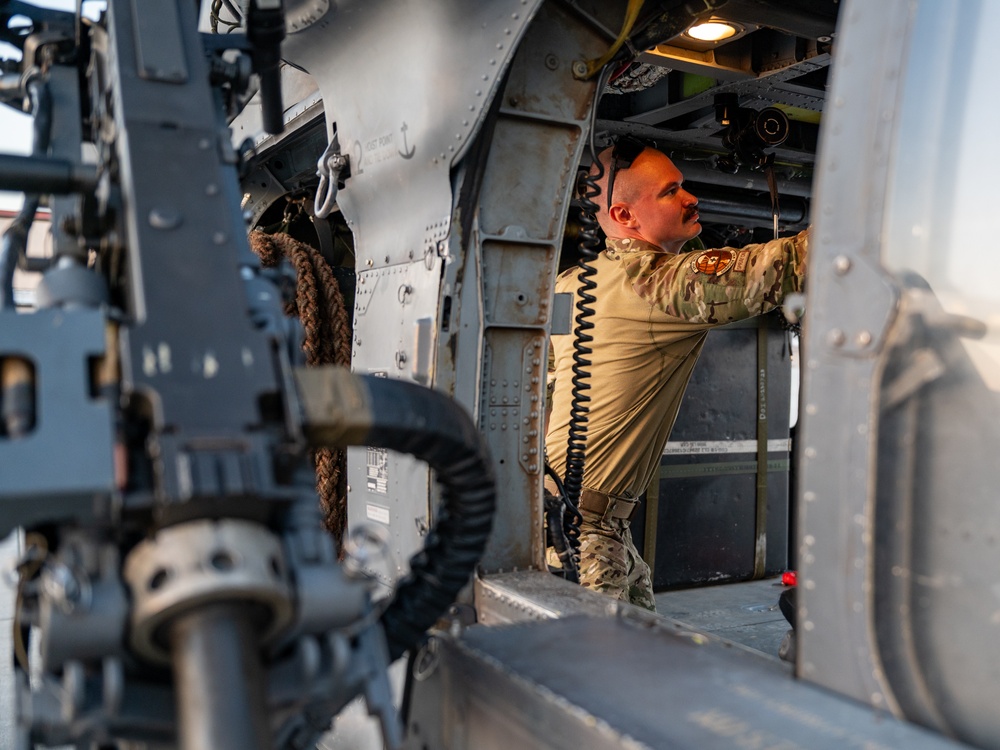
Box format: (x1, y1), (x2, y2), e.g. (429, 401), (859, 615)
(691, 250), (734, 276)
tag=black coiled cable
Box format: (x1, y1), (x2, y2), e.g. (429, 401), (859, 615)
(563, 164), (600, 502)
(559, 67), (613, 569)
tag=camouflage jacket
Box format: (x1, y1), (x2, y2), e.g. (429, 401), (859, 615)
(544, 230), (808, 500)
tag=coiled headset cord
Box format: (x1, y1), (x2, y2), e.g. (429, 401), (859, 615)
(549, 67), (614, 580)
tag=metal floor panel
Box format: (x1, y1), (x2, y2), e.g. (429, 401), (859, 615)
(406, 613), (970, 750)
(655, 576), (793, 660)
(477, 569), (793, 660)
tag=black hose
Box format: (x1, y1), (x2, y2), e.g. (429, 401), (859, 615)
(359, 375), (496, 661)
(0, 77), (51, 309)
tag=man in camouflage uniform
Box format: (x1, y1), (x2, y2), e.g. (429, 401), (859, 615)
(544, 144), (808, 611)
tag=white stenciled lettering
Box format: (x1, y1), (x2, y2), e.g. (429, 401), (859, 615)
(360, 132), (399, 166)
(663, 439), (791, 455)
(366, 503), (390, 525)
(758, 367), (767, 420)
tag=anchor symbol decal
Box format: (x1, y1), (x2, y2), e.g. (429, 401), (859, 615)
(398, 121), (415, 159)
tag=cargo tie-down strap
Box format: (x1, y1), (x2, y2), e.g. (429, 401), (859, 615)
(753, 319), (769, 579)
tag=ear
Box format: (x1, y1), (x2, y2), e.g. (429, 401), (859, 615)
(608, 203), (636, 227)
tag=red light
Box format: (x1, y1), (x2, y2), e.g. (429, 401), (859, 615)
(781, 570), (797, 586)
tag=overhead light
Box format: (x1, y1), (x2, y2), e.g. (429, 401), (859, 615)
(686, 21), (739, 42)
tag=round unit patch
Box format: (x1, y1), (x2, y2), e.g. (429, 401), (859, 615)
(692, 250), (734, 276)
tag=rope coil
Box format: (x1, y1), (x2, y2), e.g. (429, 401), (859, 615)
(249, 229), (352, 548)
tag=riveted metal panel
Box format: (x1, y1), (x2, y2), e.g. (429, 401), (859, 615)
(481, 240), (557, 328)
(280, 0), (546, 579)
(477, 118), (583, 242)
(437, 1), (609, 572)
(864, 1), (1000, 745)
(796, 0), (910, 714)
(405, 614), (968, 750)
(282, 0), (542, 271)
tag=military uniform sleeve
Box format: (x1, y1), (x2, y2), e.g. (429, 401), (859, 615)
(624, 229), (808, 324)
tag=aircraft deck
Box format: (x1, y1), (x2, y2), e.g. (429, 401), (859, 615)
(654, 576), (793, 661)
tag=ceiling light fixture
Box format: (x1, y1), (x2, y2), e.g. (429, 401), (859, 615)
(686, 21), (739, 42)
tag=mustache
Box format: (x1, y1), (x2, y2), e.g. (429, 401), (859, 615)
(683, 204), (700, 221)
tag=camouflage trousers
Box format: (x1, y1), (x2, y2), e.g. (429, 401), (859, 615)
(577, 508), (656, 611)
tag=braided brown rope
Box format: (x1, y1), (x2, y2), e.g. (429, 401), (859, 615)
(249, 230), (351, 550)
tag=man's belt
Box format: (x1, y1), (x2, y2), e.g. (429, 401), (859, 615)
(544, 478), (640, 522)
(579, 489), (640, 521)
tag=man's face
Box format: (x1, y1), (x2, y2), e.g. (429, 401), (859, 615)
(611, 149), (701, 253)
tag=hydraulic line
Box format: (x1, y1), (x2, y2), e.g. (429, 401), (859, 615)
(295, 367), (495, 661)
(0, 76), (51, 309)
